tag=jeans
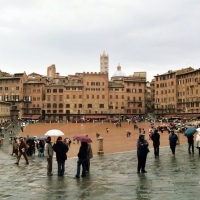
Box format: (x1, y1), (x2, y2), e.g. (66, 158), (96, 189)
(170, 144), (176, 154)
(57, 160), (65, 176)
(76, 159), (86, 177)
(188, 142), (194, 153)
(153, 144), (159, 157)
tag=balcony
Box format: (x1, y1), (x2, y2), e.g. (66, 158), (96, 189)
(10, 106), (19, 111)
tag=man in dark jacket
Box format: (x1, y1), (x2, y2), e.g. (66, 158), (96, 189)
(53, 136), (69, 176)
(75, 142), (88, 178)
(187, 135), (194, 154)
(151, 129), (160, 158)
(169, 130), (178, 155)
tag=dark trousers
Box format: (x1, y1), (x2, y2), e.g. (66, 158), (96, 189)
(57, 160), (65, 176)
(153, 144), (159, 157)
(170, 144), (176, 154)
(16, 151), (29, 164)
(47, 157), (53, 175)
(188, 142), (194, 153)
(137, 155), (147, 172)
(85, 159), (90, 172)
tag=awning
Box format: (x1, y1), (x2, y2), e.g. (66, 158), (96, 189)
(85, 115), (107, 119)
(164, 115), (182, 118)
(32, 115), (41, 120)
(21, 115), (32, 119)
(183, 114), (200, 118)
(21, 115), (41, 120)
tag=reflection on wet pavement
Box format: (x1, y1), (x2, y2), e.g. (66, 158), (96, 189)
(0, 125), (200, 199)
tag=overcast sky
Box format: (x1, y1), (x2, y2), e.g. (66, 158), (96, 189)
(1, 0), (200, 81)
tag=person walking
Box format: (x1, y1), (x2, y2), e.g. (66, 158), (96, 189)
(149, 129), (153, 140)
(151, 129), (160, 158)
(75, 142), (88, 178)
(53, 136), (69, 176)
(15, 137), (29, 165)
(85, 134), (93, 173)
(169, 130), (178, 156)
(137, 134), (149, 174)
(44, 136), (54, 176)
(187, 135), (194, 154)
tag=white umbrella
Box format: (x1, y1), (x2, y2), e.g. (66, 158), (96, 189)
(45, 129), (64, 143)
(45, 129), (64, 136)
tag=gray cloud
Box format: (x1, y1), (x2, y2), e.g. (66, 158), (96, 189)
(0, 0), (200, 81)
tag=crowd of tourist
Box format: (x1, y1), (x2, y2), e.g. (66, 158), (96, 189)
(11, 135), (93, 178)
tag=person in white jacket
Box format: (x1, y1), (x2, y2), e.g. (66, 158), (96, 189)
(44, 136), (54, 176)
(196, 132), (200, 155)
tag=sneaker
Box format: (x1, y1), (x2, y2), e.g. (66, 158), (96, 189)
(47, 173), (53, 176)
(26, 162), (29, 165)
(74, 176), (80, 179)
(14, 162), (18, 165)
(141, 170), (147, 173)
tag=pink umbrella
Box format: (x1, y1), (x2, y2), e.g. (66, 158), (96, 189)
(73, 135), (92, 143)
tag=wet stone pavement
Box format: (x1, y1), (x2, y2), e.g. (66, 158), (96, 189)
(1, 129), (200, 199)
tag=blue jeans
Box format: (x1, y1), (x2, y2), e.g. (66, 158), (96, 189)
(57, 160), (65, 176)
(76, 159), (86, 178)
(188, 142), (194, 153)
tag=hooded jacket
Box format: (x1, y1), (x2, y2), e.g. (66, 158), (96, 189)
(137, 134), (149, 157)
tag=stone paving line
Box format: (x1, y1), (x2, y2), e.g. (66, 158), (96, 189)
(1, 143), (200, 200)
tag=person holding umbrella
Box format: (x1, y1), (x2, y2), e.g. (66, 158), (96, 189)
(169, 130), (178, 156)
(75, 142), (88, 178)
(44, 136), (54, 176)
(53, 136), (69, 176)
(184, 127), (197, 154)
(187, 135), (194, 154)
(84, 134), (93, 173)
